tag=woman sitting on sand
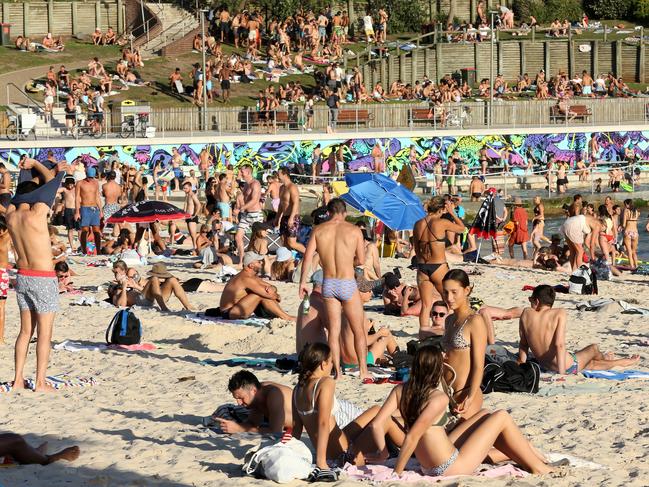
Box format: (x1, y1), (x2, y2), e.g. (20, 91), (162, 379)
(412, 197), (465, 335)
(247, 222), (273, 275)
(292, 343), (406, 481)
(367, 345), (553, 477)
(440, 269), (487, 420)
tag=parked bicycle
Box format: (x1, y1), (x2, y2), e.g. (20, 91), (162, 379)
(120, 112), (149, 138)
(6, 113), (37, 141)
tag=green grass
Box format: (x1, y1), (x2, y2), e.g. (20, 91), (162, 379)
(0, 40), (121, 73)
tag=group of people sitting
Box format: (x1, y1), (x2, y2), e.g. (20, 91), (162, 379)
(15, 33), (65, 52)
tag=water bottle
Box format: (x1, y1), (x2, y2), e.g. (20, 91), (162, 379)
(301, 293), (310, 315)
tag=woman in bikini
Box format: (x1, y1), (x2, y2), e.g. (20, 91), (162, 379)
(367, 345), (553, 477)
(441, 269), (487, 420)
(598, 205), (616, 264)
(412, 197), (465, 334)
(292, 343), (405, 481)
(622, 199), (640, 269)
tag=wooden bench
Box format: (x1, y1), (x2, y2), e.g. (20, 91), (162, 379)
(335, 109), (373, 127)
(239, 109), (296, 130)
(408, 107), (443, 127)
(550, 104), (591, 123)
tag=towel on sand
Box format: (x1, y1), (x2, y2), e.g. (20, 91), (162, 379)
(185, 313), (269, 327)
(54, 340), (156, 352)
(581, 369), (649, 380)
(0, 374), (98, 392)
(200, 356), (297, 372)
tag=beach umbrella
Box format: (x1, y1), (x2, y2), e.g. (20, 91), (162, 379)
(343, 173), (425, 231)
(107, 200), (189, 224)
(469, 188), (499, 261)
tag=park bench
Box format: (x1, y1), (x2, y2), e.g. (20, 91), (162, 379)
(550, 104), (591, 123)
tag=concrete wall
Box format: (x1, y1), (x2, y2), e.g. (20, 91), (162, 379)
(0, 1), (124, 37)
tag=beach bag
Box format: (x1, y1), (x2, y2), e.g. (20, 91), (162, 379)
(481, 360), (540, 394)
(242, 437), (313, 483)
(106, 308), (142, 345)
(569, 265), (597, 295)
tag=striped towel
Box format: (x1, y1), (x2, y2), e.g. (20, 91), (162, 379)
(0, 374), (98, 392)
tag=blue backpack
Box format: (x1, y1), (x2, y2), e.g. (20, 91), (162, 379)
(106, 308), (142, 345)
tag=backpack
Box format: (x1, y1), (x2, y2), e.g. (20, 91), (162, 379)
(569, 265), (598, 295)
(481, 359), (540, 394)
(106, 308), (142, 345)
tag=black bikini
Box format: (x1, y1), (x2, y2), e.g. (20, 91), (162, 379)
(416, 217), (447, 278)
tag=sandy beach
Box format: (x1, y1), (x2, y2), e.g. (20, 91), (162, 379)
(1, 254), (648, 487)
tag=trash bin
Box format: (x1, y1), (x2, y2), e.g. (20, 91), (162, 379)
(461, 67), (477, 88)
(0, 23), (10, 46)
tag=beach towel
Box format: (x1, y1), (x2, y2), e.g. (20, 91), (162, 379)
(343, 366), (394, 379)
(200, 356), (298, 372)
(1, 374), (98, 392)
(54, 340), (156, 352)
(581, 369), (649, 380)
(342, 460), (527, 482)
(185, 313), (269, 327)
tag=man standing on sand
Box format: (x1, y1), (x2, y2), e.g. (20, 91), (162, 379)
(102, 171), (122, 238)
(299, 198), (369, 380)
(274, 167), (305, 254)
(216, 370), (293, 434)
(182, 180), (201, 253)
(8, 158), (65, 392)
(518, 285), (640, 375)
(58, 177), (77, 251)
(216, 173), (232, 221)
(171, 147), (184, 192)
(0, 216), (10, 344)
(75, 167), (102, 255)
(234, 164), (264, 261)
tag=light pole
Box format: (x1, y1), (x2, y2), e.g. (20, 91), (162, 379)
(200, 8), (209, 131)
(489, 10), (497, 128)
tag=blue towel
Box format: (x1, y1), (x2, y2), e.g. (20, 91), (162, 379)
(581, 369), (649, 380)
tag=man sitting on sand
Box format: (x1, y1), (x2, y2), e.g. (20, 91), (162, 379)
(0, 433), (79, 465)
(419, 300), (448, 338)
(218, 251), (295, 321)
(215, 370), (293, 434)
(518, 285), (640, 374)
(382, 272), (423, 317)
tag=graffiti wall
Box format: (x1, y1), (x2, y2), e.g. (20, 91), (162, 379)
(1, 131), (647, 174)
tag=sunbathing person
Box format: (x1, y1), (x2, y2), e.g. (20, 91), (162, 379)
(518, 285), (640, 374)
(368, 345), (553, 476)
(218, 251), (295, 321)
(382, 272), (424, 317)
(292, 343), (406, 481)
(296, 269), (328, 353)
(419, 300), (448, 338)
(215, 370), (293, 434)
(0, 433), (80, 465)
(478, 305), (524, 345)
(341, 317), (397, 369)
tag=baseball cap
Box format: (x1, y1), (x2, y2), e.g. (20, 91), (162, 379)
(243, 251), (265, 267)
(310, 269), (324, 285)
(275, 247), (293, 262)
(86, 166), (97, 178)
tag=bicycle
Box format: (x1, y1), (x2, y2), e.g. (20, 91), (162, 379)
(446, 106), (472, 128)
(6, 113), (37, 141)
(120, 112), (149, 138)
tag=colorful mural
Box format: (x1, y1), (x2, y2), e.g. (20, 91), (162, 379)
(1, 131), (647, 174)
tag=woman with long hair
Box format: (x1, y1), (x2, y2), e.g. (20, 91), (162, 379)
(530, 196), (550, 258)
(441, 269), (487, 419)
(412, 197), (465, 334)
(622, 199), (639, 269)
(367, 345), (552, 477)
(597, 205), (616, 264)
(292, 343), (404, 480)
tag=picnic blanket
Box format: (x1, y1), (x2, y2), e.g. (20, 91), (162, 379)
(1, 374), (98, 392)
(581, 369), (649, 380)
(185, 313), (270, 327)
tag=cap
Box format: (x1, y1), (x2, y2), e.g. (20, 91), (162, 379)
(275, 247), (293, 262)
(86, 166), (97, 178)
(243, 251), (265, 267)
(310, 269), (324, 285)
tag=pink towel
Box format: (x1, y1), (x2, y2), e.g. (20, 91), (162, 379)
(109, 343), (156, 351)
(343, 462), (528, 482)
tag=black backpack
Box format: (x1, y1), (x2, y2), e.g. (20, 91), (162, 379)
(568, 265), (598, 295)
(481, 360), (540, 394)
(106, 308), (142, 345)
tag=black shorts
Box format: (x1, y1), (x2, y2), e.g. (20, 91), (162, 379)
(612, 181), (620, 189)
(64, 208), (78, 230)
(185, 216), (199, 224)
(221, 79), (231, 90)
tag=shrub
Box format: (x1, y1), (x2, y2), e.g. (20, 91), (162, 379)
(514, 0), (583, 24)
(584, 0), (634, 19)
(634, 0), (649, 21)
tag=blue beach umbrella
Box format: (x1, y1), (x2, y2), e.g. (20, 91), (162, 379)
(343, 173), (425, 231)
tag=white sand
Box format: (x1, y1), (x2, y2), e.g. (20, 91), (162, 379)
(1, 256), (648, 486)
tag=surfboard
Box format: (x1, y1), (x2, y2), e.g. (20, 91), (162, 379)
(620, 181), (633, 192)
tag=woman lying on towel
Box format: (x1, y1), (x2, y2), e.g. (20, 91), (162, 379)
(292, 342), (405, 482)
(366, 345), (553, 477)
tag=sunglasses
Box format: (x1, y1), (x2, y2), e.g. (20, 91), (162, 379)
(431, 311), (447, 318)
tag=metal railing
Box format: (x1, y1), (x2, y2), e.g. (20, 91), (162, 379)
(5, 83), (45, 115)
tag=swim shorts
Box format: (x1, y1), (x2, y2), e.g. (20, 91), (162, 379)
(238, 211), (264, 232)
(0, 267), (9, 299)
(280, 215), (300, 239)
(103, 203), (121, 222)
(322, 277), (357, 302)
(15, 269), (59, 313)
(80, 206), (100, 227)
(64, 208), (77, 230)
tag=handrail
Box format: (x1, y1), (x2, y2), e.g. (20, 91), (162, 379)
(5, 82), (45, 115)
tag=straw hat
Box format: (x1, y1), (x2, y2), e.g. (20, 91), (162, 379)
(148, 263), (174, 279)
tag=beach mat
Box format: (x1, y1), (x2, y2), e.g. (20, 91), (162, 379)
(0, 373), (98, 392)
(54, 340), (156, 352)
(581, 369), (649, 380)
(185, 313), (270, 327)
(200, 356), (298, 372)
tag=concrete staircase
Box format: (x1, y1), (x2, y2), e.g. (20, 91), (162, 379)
(7, 103), (68, 138)
(139, 2), (199, 58)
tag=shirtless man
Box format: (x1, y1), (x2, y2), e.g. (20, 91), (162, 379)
(58, 177), (77, 250)
(371, 142), (385, 174)
(299, 198), (368, 380)
(469, 176), (485, 202)
(296, 269), (328, 353)
(274, 168), (306, 254)
(265, 173), (281, 212)
(74, 167), (102, 255)
(102, 171), (122, 237)
(219, 251), (294, 321)
(198, 148), (213, 190)
(8, 158), (64, 392)
(382, 273), (422, 317)
(216, 173), (232, 221)
(171, 147), (183, 191)
(182, 180), (201, 252)
(518, 285), (639, 375)
(0, 163), (12, 209)
(419, 300), (448, 338)
(0, 216), (10, 344)
(234, 164), (263, 261)
(217, 370), (293, 434)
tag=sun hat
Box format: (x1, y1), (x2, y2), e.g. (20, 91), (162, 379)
(243, 251), (265, 267)
(275, 247), (293, 262)
(148, 262), (174, 279)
